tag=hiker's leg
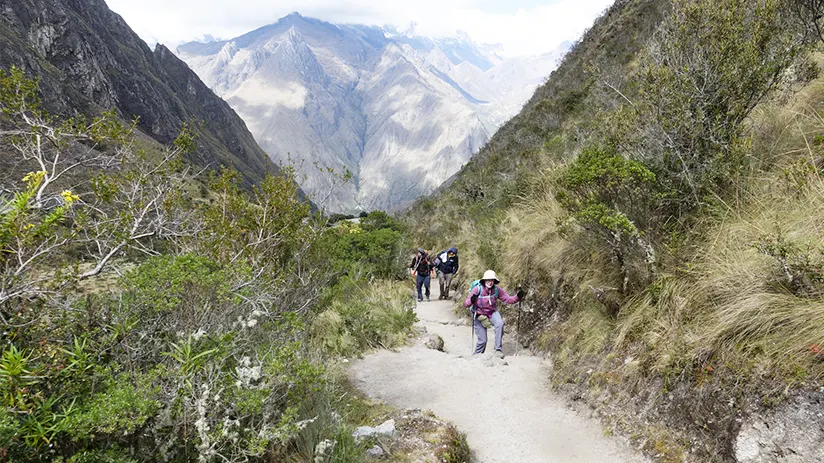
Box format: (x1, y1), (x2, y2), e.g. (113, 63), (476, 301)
(438, 275), (446, 298)
(423, 275), (431, 298)
(473, 316), (487, 354)
(443, 273), (453, 297)
(491, 311), (505, 352)
(415, 275), (424, 300)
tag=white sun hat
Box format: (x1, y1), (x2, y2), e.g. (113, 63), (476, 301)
(481, 270), (499, 284)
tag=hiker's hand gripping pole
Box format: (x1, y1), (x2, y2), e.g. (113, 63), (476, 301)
(516, 286), (524, 355)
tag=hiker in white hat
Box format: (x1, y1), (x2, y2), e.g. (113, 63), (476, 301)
(464, 269), (525, 357)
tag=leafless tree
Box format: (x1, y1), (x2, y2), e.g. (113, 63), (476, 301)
(789, 0), (824, 44)
(0, 68), (196, 307)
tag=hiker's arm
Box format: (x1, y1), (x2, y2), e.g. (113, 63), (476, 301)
(498, 287), (519, 304)
(464, 287), (478, 308)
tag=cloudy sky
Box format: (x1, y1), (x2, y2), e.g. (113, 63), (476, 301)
(105, 0), (614, 56)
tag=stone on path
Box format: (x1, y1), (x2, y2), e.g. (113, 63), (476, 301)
(424, 333), (444, 351)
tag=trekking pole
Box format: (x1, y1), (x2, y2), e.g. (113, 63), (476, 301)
(515, 301), (521, 355)
(470, 309), (476, 355)
(516, 254), (531, 356)
(516, 289), (522, 356)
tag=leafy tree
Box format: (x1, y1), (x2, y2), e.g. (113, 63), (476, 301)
(557, 146), (659, 292)
(0, 66), (194, 309)
(610, 0), (815, 214)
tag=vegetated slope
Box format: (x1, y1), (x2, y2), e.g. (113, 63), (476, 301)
(408, 0), (824, 461)
(0, 60), (428, 458)
(177, 13), (570, 212)
(0, 0), (279, 188)
(430, 0), (666, 205)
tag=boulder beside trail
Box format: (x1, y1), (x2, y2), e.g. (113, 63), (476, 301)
(424, 334), (444, 351)
(360, 409), (470, 462)
(353, 419), (396, 440)
(734, 392), (824, 463)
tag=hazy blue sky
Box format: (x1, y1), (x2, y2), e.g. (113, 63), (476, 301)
(105, 0), (614, 56)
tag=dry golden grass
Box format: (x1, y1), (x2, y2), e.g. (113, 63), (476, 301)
(685, 179), (824, 373)
(310, 280), (417, 357)
(501, 169), (619, 290)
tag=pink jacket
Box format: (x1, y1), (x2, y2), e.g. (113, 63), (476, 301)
(464, 285), (519, 317)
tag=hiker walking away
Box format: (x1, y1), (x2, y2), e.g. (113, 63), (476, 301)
(435, 247), (459, 300)
(409, 248), (435, 302)
(464, 270), (525, 357)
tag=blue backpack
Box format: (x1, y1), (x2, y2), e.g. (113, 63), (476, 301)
(469, 280), (498, 308)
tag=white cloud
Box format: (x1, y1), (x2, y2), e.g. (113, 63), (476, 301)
(104, 0), (614, 56)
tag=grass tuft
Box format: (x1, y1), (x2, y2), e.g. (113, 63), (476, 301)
(310, 280), (417, 358)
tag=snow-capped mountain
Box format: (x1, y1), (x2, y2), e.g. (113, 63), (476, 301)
(177, 13), (570, 211)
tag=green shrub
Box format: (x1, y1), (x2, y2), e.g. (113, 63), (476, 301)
(63, 375), (160, 441)
(556, 146), (659, 293)
(756, 226), (824, 297)
(625, 0), (814, 210)
(325, 211), (409, 279)
(311, 280), (416, 357)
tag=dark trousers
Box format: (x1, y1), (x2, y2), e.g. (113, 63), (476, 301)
(439, 273), (454, 298)
(416, 274), (431, 300)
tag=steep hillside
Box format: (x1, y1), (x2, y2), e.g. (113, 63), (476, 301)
(430, 0), (666, 204)
(0, 0), (279, 187)
(177, 13), (569, 212)
(409, 0), (824, 461)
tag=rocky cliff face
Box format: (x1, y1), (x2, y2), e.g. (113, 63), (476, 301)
(178, 14), (569, 211)
(0, 0), (279, 188)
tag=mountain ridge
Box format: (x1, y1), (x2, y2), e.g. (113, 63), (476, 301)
(0, 0), (282, 189)
(178, 13), (569, 211)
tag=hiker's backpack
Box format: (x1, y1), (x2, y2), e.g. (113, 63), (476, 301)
(469, 280), (498, 306)
(433, 251), (448, 267)
(412, 253), (430, 274)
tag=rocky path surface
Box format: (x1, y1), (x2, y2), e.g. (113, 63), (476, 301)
(350, 282), (647, 463)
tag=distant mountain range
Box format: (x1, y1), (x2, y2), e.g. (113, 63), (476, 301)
(178, 13), (570, 211)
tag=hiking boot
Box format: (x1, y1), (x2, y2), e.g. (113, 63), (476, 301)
(477, 315), (492, 329)
(494, 350), (505, 359)
(426, 296), (430, 302)
(417, 298), (423, 303)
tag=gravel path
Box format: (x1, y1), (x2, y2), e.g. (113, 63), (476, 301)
(349, 283), (647, 463)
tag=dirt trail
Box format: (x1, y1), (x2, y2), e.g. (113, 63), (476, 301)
(350, 282), (647, 463)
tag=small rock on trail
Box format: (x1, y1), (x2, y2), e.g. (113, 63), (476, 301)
(350, 278), (647, 463)
(424, 333), (444, 351)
